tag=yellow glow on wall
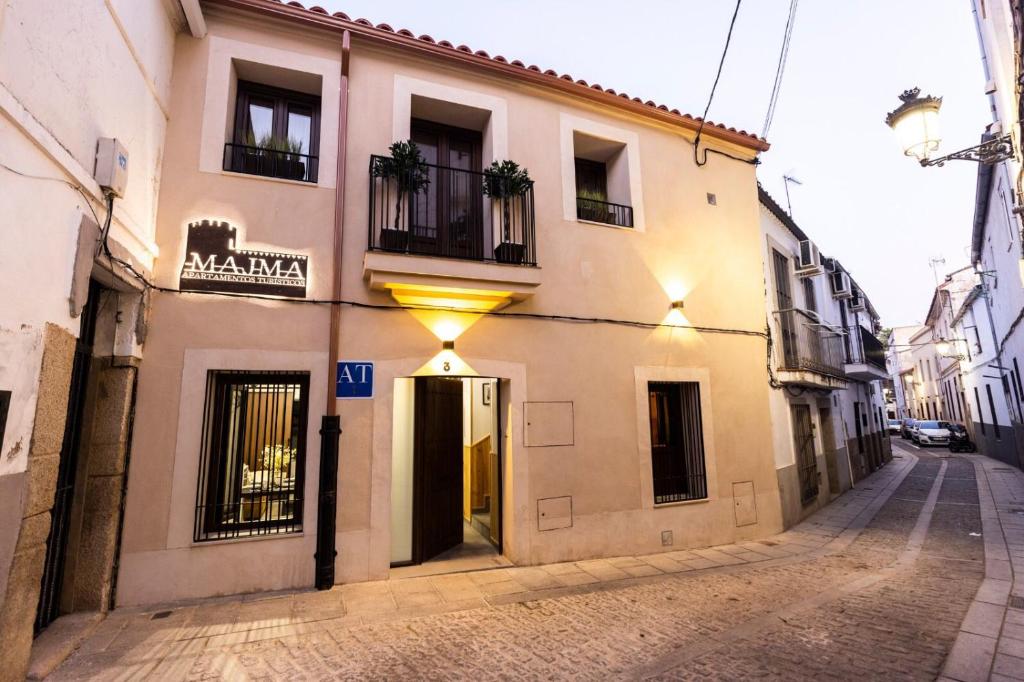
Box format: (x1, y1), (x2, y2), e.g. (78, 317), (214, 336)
(405, 309), (484, 342)
(662, 279), (690, 304)
(413, 349), (478, 377)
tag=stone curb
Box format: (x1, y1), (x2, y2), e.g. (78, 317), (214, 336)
(941, 455), (1024, 682)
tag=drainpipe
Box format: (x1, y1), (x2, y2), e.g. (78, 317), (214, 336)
(327, 30), (351, 416)
(314, 30), (350, 592)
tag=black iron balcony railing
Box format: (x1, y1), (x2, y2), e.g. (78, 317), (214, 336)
(368, 155), (537, 266)
(576, 196), (634, 228)
(223, 143), (319, 183)
(846, 325), (887, 370)
(773, 309), (847, 378)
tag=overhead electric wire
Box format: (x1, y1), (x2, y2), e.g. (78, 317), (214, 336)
(761, 0), (799, 140)
(693, 0), (744, 168)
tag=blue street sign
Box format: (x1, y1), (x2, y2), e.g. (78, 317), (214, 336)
(336, 361), (374, 399)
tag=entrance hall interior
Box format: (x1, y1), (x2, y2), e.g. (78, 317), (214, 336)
(390, 376), (508, 578)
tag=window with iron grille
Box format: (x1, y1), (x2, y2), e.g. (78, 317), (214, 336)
(194, 371), (309, 541)
(648, 382), (708, 504)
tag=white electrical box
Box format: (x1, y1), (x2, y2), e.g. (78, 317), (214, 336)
(94, 138), (129, 197)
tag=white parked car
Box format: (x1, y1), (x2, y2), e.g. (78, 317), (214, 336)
(913, 420), (950, 446)
(887, 419), (901, 435)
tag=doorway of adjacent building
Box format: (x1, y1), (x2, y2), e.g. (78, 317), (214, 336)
(792, 405), (819, 505)
(390, 376), (506, 577)
(35, 280), (101, 633)
(818, 405), (841, 496)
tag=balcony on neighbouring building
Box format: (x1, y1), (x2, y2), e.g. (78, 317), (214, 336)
(844, 325), (889, 381)
(363, 155), (540, 311)
(773, 309), (849, 390)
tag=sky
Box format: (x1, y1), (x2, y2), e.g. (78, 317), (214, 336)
(317, 0), (992, 326)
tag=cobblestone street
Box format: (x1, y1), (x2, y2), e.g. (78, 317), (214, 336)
(41, 444), (1024, 680)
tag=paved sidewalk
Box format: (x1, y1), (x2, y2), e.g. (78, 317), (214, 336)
(40, 451), (920, 679)
(941, 454), (1024, 681)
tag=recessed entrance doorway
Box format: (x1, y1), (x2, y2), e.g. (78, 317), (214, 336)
(390, 376), (508, 578)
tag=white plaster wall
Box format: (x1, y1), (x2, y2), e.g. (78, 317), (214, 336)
(0, 0), (179, 477)
(0, 0), (176, 265)
(390, 378), (415, 564)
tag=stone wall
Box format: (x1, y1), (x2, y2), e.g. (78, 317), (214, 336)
(0, 324), (75, 680)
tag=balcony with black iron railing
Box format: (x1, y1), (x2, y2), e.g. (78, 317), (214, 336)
(367, 155), (537, 266)
(223, 143), (319, 183)
(844, 325), (889, 380)
(773, 309), (848, 389)
(576, 196), (633, 228)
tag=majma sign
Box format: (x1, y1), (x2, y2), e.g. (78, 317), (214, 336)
(179, 220), (308, 298)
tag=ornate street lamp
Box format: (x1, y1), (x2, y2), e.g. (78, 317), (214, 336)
(885, 88), (1014, 167)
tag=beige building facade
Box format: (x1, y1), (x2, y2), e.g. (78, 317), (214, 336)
(3, 2), (890, 658)
(112, 0), (798, 607)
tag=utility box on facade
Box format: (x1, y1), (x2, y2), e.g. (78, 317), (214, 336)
(94, 137), (129, 197)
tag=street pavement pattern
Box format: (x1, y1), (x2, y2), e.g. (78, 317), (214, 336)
(45, 445), (1024, 680)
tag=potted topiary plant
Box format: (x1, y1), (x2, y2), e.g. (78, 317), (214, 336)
(482, 160), (532, 264)
(371, 140), (430, 251)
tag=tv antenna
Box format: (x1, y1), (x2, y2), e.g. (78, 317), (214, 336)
(928, 256), (946, 287)
(783, 174), (802, 217)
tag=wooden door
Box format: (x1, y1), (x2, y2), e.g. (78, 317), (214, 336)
(819, 406), (840, 495)
(410, 119), (483, 259)
(792, 405), (819, 504)
(413, 377), (464, 564)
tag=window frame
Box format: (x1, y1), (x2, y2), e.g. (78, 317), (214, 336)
(227, 80), (322, 183)
(647, 381), (709, 505)
(194, 370), (311, 542)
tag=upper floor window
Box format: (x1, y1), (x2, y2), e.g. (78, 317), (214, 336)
(573, 131), (633, 228)
(223, 81), (321, 183)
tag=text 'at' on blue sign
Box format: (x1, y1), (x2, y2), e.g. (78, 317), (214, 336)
(336, 361), (374, 399)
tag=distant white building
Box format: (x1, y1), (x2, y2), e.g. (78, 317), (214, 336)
(759, 186), (890, 528)
(947, 1), (1024, 468)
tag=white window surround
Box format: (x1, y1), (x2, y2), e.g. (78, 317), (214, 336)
(633, 366), (717, 509)
(198, 35), (341, 188)
(391, 75), (508, 162)
(560, 113), (645, 231)
(165, 348), (328, 550)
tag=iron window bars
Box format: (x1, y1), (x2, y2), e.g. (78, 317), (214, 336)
(648, 382), (709, 504)
(576, 196), (634, 228)
(194, 370), (310, 542)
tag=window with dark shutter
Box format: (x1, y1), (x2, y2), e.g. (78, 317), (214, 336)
(648, 382), (708, 504)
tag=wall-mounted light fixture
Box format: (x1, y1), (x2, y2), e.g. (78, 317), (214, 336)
(886, 87), (1014, 167)
(442, 340), (455, 351)
(670, 300), (685, 311)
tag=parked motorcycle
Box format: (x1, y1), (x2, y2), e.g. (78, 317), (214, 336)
(947, 423), (977, 453)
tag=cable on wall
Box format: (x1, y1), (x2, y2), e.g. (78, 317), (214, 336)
(693, 0), (744, 168)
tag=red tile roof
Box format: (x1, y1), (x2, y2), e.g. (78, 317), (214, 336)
(206, 0), (770, 153)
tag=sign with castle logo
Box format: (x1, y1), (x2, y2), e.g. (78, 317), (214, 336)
(179, 220), (308, 298)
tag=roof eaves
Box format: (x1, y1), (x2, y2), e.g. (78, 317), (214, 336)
(758, 184), (808, 241)
(971, 132), (995, 263)
(204, 0), (771, 153)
